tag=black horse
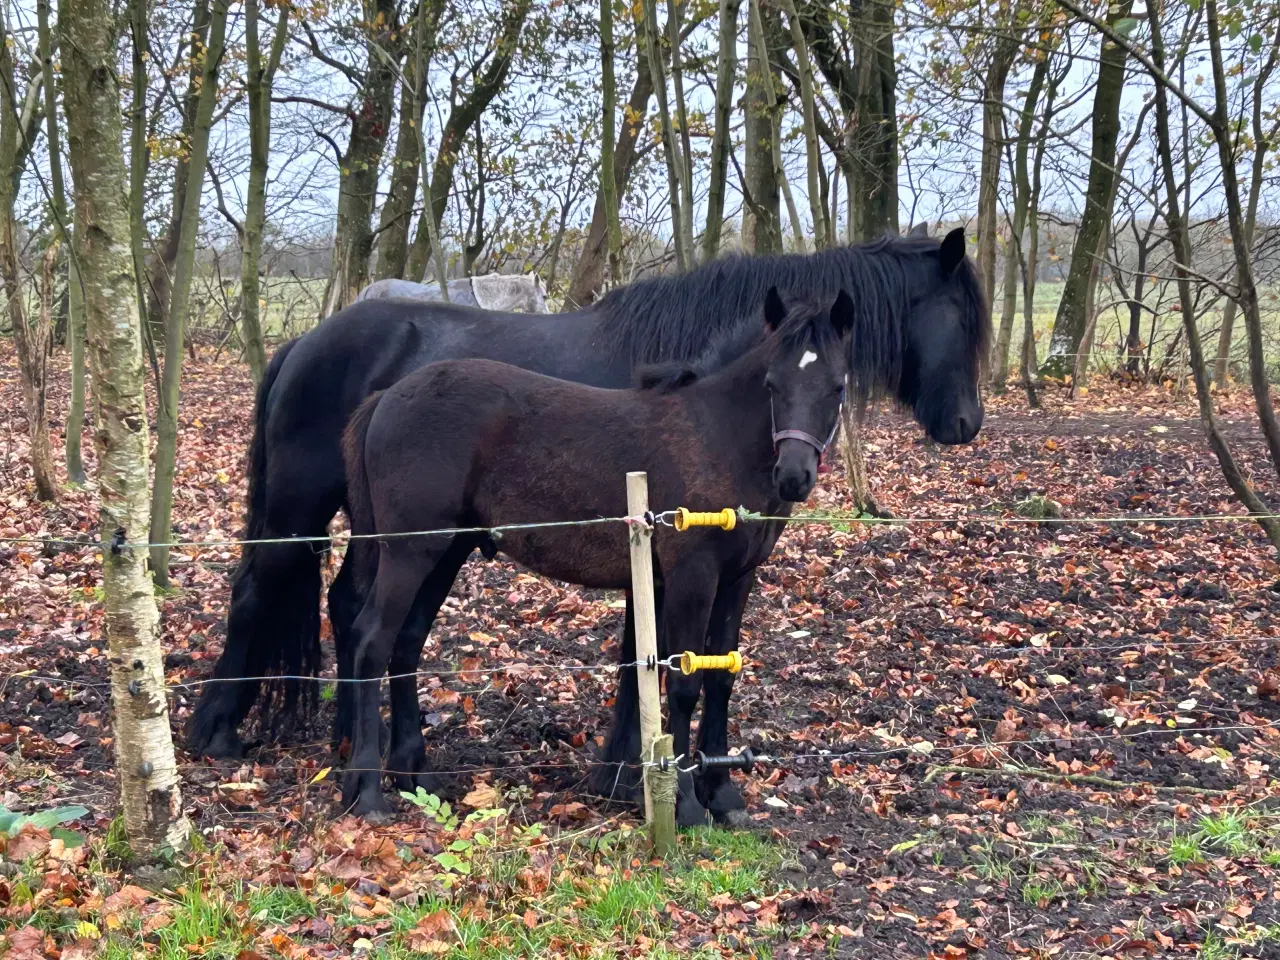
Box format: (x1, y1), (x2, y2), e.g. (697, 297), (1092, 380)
(186, 229), (988, 761)
(341, 290), (859, 822)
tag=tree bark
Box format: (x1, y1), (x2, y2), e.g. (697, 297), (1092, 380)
(642, 0), (690, 270)
(749, 0), (802, 250)
(373, 0), (444, 281)
(1042, 0), (1133, 375)
(566, 61), (655, 305)
(668, 0), (694, 261)
(129, 0), (149, 341)
(149, 0), (229, 585)
(1147, 4), (1280, 550)
(62, 0), (190, 852)
(241, 0), (288, 386)
(1204, 0), (1280, 477)
(144, 0), (210, 348)
(600, 0), (623, 280)
(991, 49), (1049, 391)
(742, 0), (780, 254)
(405, 0), (531, 283)
(780, 0), (825, 249)
(702, 0), (741, 261)
(320, 0), (400, 315)
(975, 29), (1019, 309)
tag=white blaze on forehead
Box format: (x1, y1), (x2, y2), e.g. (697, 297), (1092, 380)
(798, 350), (818, 369)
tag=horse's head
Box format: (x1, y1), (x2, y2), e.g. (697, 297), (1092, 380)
(895, 228), (989, 445)
(762, 287), (854, 503)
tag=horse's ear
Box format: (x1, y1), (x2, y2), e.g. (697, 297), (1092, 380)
(940, 228), (966, 275)
(763, 286), (787, 331)
(908, 222), (929, 239)
(831, 289), (855, 337)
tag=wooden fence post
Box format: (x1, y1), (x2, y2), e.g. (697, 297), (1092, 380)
(626, 471), (676, 856)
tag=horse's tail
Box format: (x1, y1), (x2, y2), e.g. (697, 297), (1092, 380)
(186, 338), (323, 757)
(241, 337), (297, 544)
(343, 390), (386, 592)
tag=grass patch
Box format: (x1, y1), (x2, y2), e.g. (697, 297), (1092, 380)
(1169, 830), (1205, 865)
(1021, 876), (1064, 907)
(1199, 811), (1253, 856)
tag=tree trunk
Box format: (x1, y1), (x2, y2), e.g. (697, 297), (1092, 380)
(36, 0), (85, 485)
(1205, 0), (1280, 475)
(241, 1), (287, 386)
(320, 0), (400, 316)
(742, 0), (780, 254)
(848, 0), (898, 239)
(149, 0), (229, 585)
(62, 0), (190, 853)
(566, 66), (655, 306)
(0, 30), (56, 502)
(780, 0), (825, 249)
(405, 0), (532, 284)
(991, 50), (1049, 392)
(373, 0), (443, 281)
(1042, 0), (1133, 375)
(975, 31), (1018, 309)
(600, 0), (623, 280)
(642, 0), (689, 270)
(668, 0), (694, 261)
(702, 0), (741, 261)
(129, 0), (149, 338)
(749, 0), (802, 250)
(1147, 5), (1280, 550)
(145, 0), (210, 348)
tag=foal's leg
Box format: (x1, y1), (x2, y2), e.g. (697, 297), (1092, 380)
(385, 536), (474, 791)
(343, 540), (439, 819)
(696, 569), (755, 826)
(328, 553), (366, 751)
(661, 560), (717, 827)
(590, 584), (666, 803)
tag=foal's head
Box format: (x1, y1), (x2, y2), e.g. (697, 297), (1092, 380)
(761, 288), (853, 503)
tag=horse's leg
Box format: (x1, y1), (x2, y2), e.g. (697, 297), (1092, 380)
(328, 552), (365, 752)
(661, 562), (717, 828)
(385, 536), (473, 791)
(590, 582), (665, 803)
(343, 540), (437, 819)
(187, 506), (334, 758)
(695, 569), (755, 827)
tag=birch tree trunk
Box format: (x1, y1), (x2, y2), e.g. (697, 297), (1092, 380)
(62, 0), (189, 852)
(241, 0), (288, 386)
(129, 0), (149, 339)
(38, 0), (85, 486)
(702, 0), (739, 260)
(600, 0), (623, 280)
(642, 0), (689, 270)
(150, 0), (229, 584)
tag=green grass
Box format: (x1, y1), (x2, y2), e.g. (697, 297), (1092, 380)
(1169, 830), (1205, 865)
(53, 827), (794, 960)
(1021, 876), (1065, 907)
(1198, 811), (1253, 856)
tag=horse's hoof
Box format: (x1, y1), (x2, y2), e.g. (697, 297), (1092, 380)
(186, 721), (244, 760)
(588, 762), (643, 803)
(702, 780), (746, 817)
(387, 748), (438, 794)
(677, 793), (711, 828)
(342, 769), (390, 819)
(713, 808), (754, 830)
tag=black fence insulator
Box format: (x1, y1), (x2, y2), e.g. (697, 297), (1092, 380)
(693, 747), (755, 774)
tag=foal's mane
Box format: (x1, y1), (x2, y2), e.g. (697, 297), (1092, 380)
(594, 235), (989, 397)
(635, 296), (839, 393)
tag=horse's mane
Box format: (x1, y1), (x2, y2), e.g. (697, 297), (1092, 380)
(595, 235), (989, 395)
(635, 296), (840, 393)
(603, 235), (989, 399)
